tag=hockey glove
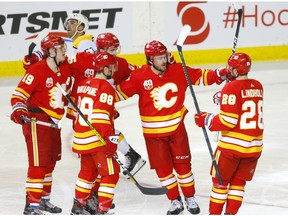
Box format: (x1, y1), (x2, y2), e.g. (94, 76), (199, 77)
(105, 134), (119, 158)
(215, 68), (229, 84)
(23, 51), (45, 70)
(213, 91), (221, 105)
(10, 103), (28, 125)
(194, 112), (214, 128)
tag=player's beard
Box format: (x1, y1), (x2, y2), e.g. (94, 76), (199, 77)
(153, 63), (167, 73)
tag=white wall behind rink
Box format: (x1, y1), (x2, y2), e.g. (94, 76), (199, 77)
(0, 1), (287, 61)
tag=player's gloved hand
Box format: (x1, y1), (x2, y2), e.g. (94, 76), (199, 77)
(114, 109), (120, 120)
(168, 52), (176, 64)
(10, 103), (28, 125)
(23, 51), (45, 70)
(105, 134), (119, 158)
(213, 91), (221, 105)
(194, 111), (214, 128)
(215, 68), (230, 84)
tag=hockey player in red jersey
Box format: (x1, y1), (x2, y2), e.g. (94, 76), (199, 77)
(115, 40), (229, 215)
(10, 35), (73, 215)
(22, 31), (146, 176)
(95, 32), (147, 176)
(194, 53), (264, 215)
(21, 32), (146, 214)
(75, 32), (147, 214)
(69, 52), (120, 215)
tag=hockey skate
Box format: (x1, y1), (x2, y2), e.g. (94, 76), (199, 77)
(98, 203), (115, 215)
(24, 196), (45, 215)
(86, 193), (115, 215)
(123, 146), (146, 177)
(84, 198), (97, 214)
(39, 199), (62, 213)
(71, 198), (91, 215)
(184, 196), (200, 214)
(167, 196), (184, 215)
(23, 204), (45, 215)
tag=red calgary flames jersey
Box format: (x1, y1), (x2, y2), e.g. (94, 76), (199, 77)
(68, 52), (95, 85)
(67, 52), (136, 86)
(210, 79), (264, 157)
(11, 60), (72, 124)
(113, 56), (137, 85)
(116, 63), (221, 137)
(72, 78), (120, 154)
(66, 53), (136, 119)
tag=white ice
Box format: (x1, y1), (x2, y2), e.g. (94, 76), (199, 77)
(1, 60), (288, 215)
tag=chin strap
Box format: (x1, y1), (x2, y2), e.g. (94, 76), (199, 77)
(71, 23), (85, 41)
(50, 50), (60, 67)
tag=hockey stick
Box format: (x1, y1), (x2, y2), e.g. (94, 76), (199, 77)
(231, 4), (243, 55)
(20, 116), (59, 129)
(176, 25), (223, 185)
(7, 114), (59, 128)
(56, 83), (167, 195)
(215, 4), (243, 142)
(28, 28), (49, 58)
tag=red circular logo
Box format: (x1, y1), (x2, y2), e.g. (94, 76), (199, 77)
(176, 2), (210, 45)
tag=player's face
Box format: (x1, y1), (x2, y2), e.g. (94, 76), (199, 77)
(55, 44), (67, 62)
(104, 63), (117, 79)
(227, 65), (238, 79)
(65, 19), (78, 38)
(106, 46), (120, 56)
(153, 54), (168, 72)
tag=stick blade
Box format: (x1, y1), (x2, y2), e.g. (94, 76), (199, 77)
(28, 28), (49, 56)
(34, 28), (49, 44)
(136, 182), (168, 195)
(176, 24), (191, 47)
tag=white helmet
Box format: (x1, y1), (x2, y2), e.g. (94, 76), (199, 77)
(65, 13), (89, 32)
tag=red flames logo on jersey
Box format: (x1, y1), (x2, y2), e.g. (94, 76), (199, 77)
(150, 83), (178, 111)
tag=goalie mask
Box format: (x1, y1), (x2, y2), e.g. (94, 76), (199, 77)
(228, 53), (251, 75)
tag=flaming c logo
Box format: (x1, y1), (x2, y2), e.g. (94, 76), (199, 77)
(176, 1), (210, 44)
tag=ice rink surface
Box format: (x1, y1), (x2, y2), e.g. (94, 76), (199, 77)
(1, 60), (288, 215)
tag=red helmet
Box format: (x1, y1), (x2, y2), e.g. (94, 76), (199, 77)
(93, 52), (117, 72)
(228, 53), (251, 74)
(96, 32), (120, 50)
(41, 35), (65, 55)
(144, 40), (167, 57)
